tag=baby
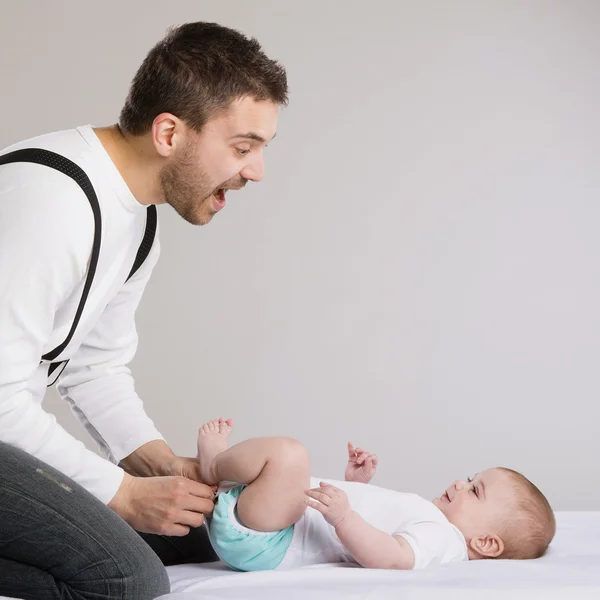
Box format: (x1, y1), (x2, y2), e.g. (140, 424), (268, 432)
(197, 418), (555, 571)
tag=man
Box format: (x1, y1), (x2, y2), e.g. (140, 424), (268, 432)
(0, 21), (288, 599)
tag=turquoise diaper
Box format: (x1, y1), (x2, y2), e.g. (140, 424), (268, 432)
(208, 484), (294, 572)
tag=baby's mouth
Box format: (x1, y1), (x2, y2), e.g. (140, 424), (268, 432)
(442, 491), (451, 503)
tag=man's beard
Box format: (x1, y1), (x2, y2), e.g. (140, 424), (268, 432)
(159, 143), (216, 226)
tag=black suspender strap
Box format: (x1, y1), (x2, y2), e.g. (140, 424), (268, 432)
(0, 148), (157, 385)
(0, 149), (102, 364)
(127, 203), (157, 281)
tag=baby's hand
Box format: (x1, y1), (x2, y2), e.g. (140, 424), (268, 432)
(345, 442), (378, 483)
(305, 482), (352, 527)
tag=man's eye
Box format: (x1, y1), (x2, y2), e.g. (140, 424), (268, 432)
(237, 148), (250, 156)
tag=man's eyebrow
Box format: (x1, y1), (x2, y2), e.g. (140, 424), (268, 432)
(230, 132), (276, 143)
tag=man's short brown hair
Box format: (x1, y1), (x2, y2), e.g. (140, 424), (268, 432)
(119, 22), (288, 136)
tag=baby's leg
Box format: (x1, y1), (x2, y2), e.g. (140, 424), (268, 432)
(197, 419), (310, 532)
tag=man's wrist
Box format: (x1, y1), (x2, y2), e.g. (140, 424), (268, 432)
(107, 471), (135, 520)
(119, 440), (176, 477)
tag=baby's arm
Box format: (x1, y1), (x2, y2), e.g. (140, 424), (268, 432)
(336, 511), (414, 570)
(306, 482), (414, 570)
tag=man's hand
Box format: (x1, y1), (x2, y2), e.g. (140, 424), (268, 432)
(120, 440), (192, 477)
(119, 439), (217, 486)
(305, 482), (353, 527)
(345, 442), (378, 483)
(108, 472), (215, 536)
(163, 455), (216, 488)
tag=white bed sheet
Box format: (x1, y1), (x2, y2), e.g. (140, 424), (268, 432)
(161, 511), (600, 600)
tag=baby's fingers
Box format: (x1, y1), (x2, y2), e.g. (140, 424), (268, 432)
(347, 441), (356, 458)
(319, 482), (341, 495)
(357, 451), (371, 465)
(305, 497), (325, 512)
(305, 488), (331, 505)
(366, 455), (378, 473)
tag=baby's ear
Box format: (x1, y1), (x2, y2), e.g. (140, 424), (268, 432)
(469, 534), (504, 558)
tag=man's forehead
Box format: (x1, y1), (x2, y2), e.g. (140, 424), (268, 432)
(229, 131), (277, 144)
(211, 98), (278, 140)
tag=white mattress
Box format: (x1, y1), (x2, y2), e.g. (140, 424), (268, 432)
(0, 512), (596, 600)
(160, 511), (600, 600)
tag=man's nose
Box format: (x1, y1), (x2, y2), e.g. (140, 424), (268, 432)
(240, 153), (265, 183)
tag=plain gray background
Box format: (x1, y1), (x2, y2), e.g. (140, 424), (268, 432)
(1, 0), (599, 510)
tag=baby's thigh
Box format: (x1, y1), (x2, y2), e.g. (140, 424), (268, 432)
(238, 437), (310, 531)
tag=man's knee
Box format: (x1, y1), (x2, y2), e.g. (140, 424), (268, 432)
(65, 546), (169, 600)
(120, 546), (170, 599)
(94, 530), (170, 599)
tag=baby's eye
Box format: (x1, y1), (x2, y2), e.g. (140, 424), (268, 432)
(467, 476), (473, 483)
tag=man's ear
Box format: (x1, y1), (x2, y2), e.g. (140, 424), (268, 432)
(469, 534), (504, 558)
(151, 113), (182, 158)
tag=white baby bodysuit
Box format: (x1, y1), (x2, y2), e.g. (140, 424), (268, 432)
(278, 477), (469, 569)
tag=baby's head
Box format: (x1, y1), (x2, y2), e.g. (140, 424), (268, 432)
(432, 467), (555, 560)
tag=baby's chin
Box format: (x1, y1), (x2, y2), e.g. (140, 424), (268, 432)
(431, 497), (448, 514)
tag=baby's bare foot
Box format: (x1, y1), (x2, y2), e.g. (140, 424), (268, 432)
(197, 418), (233, 485)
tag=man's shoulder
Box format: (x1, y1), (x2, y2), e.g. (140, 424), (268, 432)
(0, 141), (96, 268)
(1, 126), (90, 157)
(0, 126), (100, 187)
(0, 125), (99, 228)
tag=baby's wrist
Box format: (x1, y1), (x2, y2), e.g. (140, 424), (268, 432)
(334, 509), (357, 531)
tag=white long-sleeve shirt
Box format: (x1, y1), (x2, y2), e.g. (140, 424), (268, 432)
(0, 125), (164, 504)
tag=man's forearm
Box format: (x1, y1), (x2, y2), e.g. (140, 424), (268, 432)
(334, 511), (415, 570)
(119, 439), (177, 477)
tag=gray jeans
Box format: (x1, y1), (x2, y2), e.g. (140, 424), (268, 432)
(0, 441), (217, 599)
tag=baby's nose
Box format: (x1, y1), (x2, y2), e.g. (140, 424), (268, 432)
(454, 480), (466, 490)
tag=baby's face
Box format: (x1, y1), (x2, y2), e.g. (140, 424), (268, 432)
(432, 468), (516, 541)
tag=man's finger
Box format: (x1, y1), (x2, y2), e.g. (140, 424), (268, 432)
(186, 479), (217, 499)
(168, 524), (192, 537)
(155, 523), (191, 537)
(183, 495), (214, 515)
(177, 510), (206, 529)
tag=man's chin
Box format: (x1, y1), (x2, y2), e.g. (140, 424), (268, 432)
(176, 205), (216, 226)
(190, 213), (215, 226)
